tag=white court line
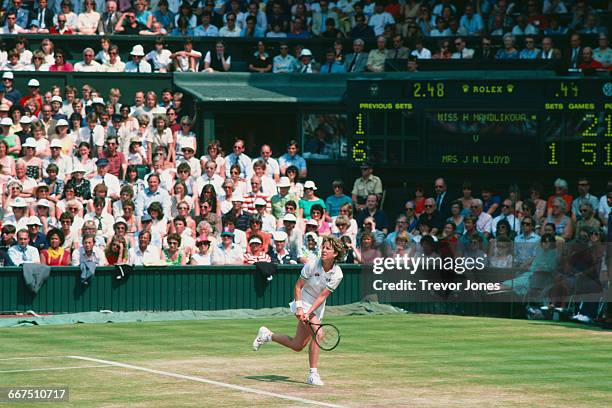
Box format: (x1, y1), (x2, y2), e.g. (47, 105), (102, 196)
(68, 356), (346, 408)
(0, 365), (111, 373)
(0, 356), (69, 361)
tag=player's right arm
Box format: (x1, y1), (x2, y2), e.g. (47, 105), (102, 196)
(294, 277), (308, 323)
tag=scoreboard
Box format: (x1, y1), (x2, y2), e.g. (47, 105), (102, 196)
(348, 78), (612, 170)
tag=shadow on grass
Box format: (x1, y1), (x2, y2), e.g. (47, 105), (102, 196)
(244, 375), (304, 385)
(527, 321), (612, 332)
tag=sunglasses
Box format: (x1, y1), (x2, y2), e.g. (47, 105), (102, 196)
(424, 205), (433, 208)
(522, 222), (532, 226)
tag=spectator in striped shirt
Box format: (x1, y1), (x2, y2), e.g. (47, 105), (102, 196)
(243, 235), (271, 264)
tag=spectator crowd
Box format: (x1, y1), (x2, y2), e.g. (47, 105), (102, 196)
(0, 0), (609, 72)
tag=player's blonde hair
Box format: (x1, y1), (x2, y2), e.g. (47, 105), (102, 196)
(321, 236), (345, 263)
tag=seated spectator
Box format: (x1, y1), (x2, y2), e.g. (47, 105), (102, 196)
(367, 36), (387, 72)
(512, 14), (538, 36)
(128, 230), (162, 265)
(501, 234), (557, 295)
(77, 0), (101, 35)
(579, 13), (606, 35)
(72, 233), (107, 266)
(470, 198), (493, 237)
(447, 18), (467, 36)
(27, 216), (47, 250)
(496, 33), (519, 60)
(355, 231), (381, 264)
(325, 180), (352, 218)
(287, 17), (310, 39)
(351, 161), (382, 210)
(212, 229), (243, 265)
(296, 49), (319, 73)
(8, 229), (40, 266)
(298, 232), (320, 264)
(321, 50), (344, 74)
(474, 37), (494, 60)
(368, 2), (394, 36)
(248, 41), (272, 73)
(386, 35), (409, 60)
(1, 12), (27, 34)
(50, 12), (74, 34)
(124, 45), (152, 73)
(279, 140), (307, 178)
(593, 33), (611, 68)
(349, 13), (375, 39)
(578, 47), (605, 71)
(519, 36), (541, 59)
(97, 1), (122, 35)
(144, 38), (173, 72)
(410, 39), (431, 59)
(190, 236), (212, 265)
(242, 15), (265, 38)
(451, 37), (474, 59)
(543, 14), (567, 36)
(163, 233), (189, 265)
(344, 39), (368, 72)
(356, 194), (388, 234)
(267, 22), (288, 38)
(431, 38), (451, 59)
(268, 231), (297, 264)
(243, 235), (271, 264)
(430, 17), (450, 37)
(194, 11), (219, 37)
(219, 12), (241, 37)
(200, 40), (231, 72)
(459, 4), (483, 35)
(171, 14), (195, 36)
(74, 48), (103, 72)
(104, 235), (129, 265)
(546, 178), (572, 216)
(114, 8), (148, 35)
(539, 36), (561, 60)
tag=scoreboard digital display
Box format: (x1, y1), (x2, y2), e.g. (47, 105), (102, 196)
(348, 78), (611, 170)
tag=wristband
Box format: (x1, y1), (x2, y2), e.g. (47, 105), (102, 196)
(295, 300), (303, 309)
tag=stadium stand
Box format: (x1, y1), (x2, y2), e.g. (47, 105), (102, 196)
(0, 0), (609, 322)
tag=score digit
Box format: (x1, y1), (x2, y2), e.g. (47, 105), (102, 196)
(580, 142), (597, 166)
(352, 140), (367, 162)
(547, 142), (558, 165)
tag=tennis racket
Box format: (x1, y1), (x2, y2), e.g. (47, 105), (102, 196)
(308, 322), (341, 351)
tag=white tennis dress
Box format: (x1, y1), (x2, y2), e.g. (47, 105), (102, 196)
(289, 259), (343, 320)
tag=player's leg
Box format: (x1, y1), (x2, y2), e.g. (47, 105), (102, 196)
(307, 314), (324, 386)
(253, 320), (311, 351)
(271, 320), (312, 351)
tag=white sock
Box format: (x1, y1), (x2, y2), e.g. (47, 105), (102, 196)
(309, 368), (318, 374)
(266, 332), (273, 342)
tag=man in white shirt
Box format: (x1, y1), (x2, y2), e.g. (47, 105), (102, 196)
(224, 138), (252, 179)
(84, 197), (115, 241)
(8, 229), (41, 266)
(491, 199), (520, 235)
(129, 231), (162, 265)
(124, 44), (152, 73)
(103, 44), (125, 72)
(219, 12), (241, 37)
(470, 198), (493, 237)
(368, 3), (394, 36)
(195, 159), (224, 197)
(451, 37), (474, 59)
(73, 47), (103, 72)
(89, 158), (121, 199)
(254, 144), (280, 182)
(72, 233), (107, 266)
(146, 38), (173, 72)
(410, 40), (432, 59)
(77, 112), (105, 157)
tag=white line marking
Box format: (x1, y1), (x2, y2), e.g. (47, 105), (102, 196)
(68, 356), (346, 408)
(0, 365), (111, 373)
(0, 356), (69, 361)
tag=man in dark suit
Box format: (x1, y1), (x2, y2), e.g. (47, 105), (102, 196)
(29, 0), (54, 31)
(343, 38), (369, 73)
(433, 177), (452, 219)
(474, 36), (495, 60)
(566, 33), (583, 69)
(97, 0), (122, 35)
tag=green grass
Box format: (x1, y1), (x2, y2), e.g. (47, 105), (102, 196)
(1, 314), (610, 407)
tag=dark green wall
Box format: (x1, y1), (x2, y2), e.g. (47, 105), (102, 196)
(1, 265), (362, 314)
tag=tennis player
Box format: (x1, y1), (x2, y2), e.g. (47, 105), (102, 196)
(252, 236), (345, 386)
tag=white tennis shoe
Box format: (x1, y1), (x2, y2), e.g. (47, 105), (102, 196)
(252, 326), (272, 351)
(307, 372), (324, 386)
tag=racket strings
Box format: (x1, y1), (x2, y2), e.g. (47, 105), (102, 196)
(315, 325), (340, 350)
